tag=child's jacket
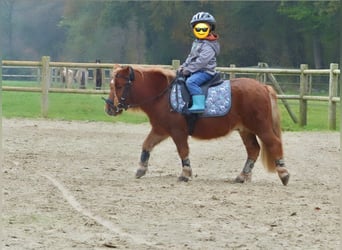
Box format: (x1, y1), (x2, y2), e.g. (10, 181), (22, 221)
(181, 34), (220, 75)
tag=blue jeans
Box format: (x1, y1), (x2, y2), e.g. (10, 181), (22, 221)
(185, 71), (213, 95)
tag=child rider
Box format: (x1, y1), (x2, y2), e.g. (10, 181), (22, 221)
(179, 12), (220, 113)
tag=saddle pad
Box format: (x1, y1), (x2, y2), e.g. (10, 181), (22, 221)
(170, 80), (232, 117)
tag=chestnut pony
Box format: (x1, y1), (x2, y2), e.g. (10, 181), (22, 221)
(105, 65), (290, 185)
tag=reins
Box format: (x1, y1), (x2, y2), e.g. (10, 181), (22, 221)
(127, 84), (172, 109)
(104, 66), (174, 114)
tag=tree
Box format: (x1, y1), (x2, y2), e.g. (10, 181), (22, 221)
(0, 0), (15, 58)
(278, 1), (340, 68)
(0, 0), (65, 60)
(1, 0), (338, 68)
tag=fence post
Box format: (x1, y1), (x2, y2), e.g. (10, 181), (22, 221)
(0, 58), (2, 119)
(257, 62), (267, 83)
(41, 56), (50, 118)
(260, 62), (298, 123)
(0, 58), (2, 121)
(328, 63), (339, 130)
(172, 59), (180, 70)
(95, 59), (102, 90)
(299, 64), (309, 127)
(0, 56), (2, 232)
(229, 64), (236, 79)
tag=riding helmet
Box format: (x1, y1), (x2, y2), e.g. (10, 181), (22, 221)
(190, 12), (216, 31)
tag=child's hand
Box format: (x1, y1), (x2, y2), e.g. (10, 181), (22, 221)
(177, 68), (190, 77)
(182, 69), (191, 76)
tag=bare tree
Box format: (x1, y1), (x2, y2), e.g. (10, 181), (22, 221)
(0, 0), (15, 58)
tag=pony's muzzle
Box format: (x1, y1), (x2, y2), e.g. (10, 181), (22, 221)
(102, 97), (117, 116)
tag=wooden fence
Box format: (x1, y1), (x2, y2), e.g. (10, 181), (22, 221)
(1, 56), (340, 129)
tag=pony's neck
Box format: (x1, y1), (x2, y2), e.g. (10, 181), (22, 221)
(129, 68), (173, 113)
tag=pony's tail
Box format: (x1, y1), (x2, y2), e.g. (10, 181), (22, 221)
(261, 86), (282, 172)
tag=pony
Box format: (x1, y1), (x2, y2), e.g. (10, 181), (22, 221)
(74, 69), (89, 89)
(104, 65), (290, 185)
(58, 67), (75, 88)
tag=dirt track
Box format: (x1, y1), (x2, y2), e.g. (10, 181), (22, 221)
(3, 118), (340, 249)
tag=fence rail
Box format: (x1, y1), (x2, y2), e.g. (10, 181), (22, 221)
(1, 56), (340, 129)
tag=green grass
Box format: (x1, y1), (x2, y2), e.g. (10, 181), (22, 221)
(3, 80), (40, 88)
(2, 92), (148, 123)
(279, 100), (340, 131)
(2, 90), (340, 131)
(3, 92), (41, 118)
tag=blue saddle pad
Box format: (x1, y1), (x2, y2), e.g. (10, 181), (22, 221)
(170, 80), (232, 117)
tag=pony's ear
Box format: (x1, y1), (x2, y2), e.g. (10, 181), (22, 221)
(112, 64), (121, 78)
(113, 64), (121, 70)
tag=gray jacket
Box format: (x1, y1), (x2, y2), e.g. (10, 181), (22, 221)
(181, 35), (220, 75)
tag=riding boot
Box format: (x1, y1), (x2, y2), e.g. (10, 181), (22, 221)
(188, 95), (205, 113)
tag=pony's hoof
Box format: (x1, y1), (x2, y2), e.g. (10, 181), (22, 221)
(135, 167), (147, 178)
(178, 176), (190, 182)
(280, 173), (290, 186)
(234, 173), (252, 183)
(276, 166), (290, 186)
(178, 166), (192, 182)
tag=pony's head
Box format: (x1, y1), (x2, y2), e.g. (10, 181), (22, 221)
(104, 64), (176, 116)
(104, 64), (134, 116)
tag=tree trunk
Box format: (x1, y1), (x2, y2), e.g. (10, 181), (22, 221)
(312, 32), (323, 69)
(1, 0), (14, 58)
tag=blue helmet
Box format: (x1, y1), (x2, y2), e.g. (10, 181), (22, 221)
(190, 12), (216, 30)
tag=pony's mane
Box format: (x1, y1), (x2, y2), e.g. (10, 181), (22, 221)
(135, 67), (176, 84)
(113, 65), (176, 87)
(113, 66), (176, 112)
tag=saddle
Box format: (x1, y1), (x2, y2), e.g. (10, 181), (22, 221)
(178, 73), (223, 102)
(170, 73), (232, 118)
(169, 73), (232, 135)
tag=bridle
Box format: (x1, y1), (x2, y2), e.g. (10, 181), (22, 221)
(102, 66), (134, 114)
(103, 66), (172, 115)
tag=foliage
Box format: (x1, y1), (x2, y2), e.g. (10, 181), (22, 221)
(0, 0), (65, 60)
(0, 1), (339, 67)
(278, 1), (340, 68)
(278, 1), (339, 29)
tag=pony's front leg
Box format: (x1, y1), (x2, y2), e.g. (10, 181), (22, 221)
(136, 150), (150, 178)
(135, 130), (168, 179)
(178, 158), (192, 182)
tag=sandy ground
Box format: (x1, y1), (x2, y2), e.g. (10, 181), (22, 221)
(2, 118), (340, 250)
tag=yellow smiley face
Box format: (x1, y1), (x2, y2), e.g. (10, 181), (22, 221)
(193, 23), (210, 39)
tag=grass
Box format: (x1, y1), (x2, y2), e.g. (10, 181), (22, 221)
(279, 100), (340, 131)
(3, 80), (41, 88)
(2, 92), (148, 124)
(2, 84), (340, 131)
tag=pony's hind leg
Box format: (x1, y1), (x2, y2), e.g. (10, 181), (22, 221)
(235, 158), (255, 183)
(235, 130), (260, 183)
(169, 130), (191, 182)
(275, 159), (290, 186)
(136, 130), (168, 178)
(259, 132), (290, 186)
